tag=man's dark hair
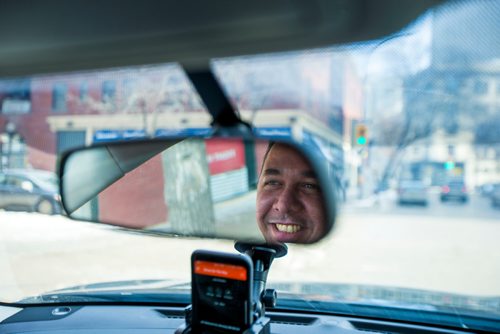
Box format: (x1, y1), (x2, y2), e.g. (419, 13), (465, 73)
(259, 141), (275, 177)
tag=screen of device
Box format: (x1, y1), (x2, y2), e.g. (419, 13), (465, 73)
(192, 255), (252, 333)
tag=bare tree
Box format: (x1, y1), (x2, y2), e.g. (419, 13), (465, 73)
(374, 78), (439, 191)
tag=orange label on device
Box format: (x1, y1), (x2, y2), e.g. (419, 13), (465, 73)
(195, 260), (247, 281)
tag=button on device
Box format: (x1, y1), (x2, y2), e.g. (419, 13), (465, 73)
(206, 286), (214, 297)
(224, 289), (234, 300)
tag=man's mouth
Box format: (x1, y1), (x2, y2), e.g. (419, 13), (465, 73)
(275, 224), (302, 233)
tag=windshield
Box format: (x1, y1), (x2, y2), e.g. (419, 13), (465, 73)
(1, 0), (499, 331)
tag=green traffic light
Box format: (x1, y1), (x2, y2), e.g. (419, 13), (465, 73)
(357, 137), (367, 145)
(444, 161), (455, 170)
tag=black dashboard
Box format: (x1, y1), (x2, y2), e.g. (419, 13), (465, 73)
(0, 304), (478, 334)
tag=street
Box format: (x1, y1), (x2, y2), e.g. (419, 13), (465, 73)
(0, 191), (499, 303)
(343, 189), (500, 220)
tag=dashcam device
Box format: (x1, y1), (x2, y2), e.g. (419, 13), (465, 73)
(191, 250), (254, 334)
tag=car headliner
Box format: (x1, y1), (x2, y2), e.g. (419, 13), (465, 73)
(0, 0), (442, 77)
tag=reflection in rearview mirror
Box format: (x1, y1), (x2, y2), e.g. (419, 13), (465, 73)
(60, 138), (335, 244)
(256, 142), (327, 244)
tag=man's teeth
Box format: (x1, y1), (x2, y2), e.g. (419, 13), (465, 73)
(276, 224), (301, 233)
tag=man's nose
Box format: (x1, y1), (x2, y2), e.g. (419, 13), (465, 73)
(273, 187), (301, 213)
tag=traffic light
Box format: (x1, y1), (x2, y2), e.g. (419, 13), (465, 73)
(355, 124), (368, 146)
(444, 161), (455, 170)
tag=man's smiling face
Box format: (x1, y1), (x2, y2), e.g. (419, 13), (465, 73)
(256, 143), (327, 244)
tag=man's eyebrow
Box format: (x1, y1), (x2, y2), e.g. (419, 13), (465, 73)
(263, 168), (281, 176)
(263, 168), (317, 178)
(301, 170), (317, 179)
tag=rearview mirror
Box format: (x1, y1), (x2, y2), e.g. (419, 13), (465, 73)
(59, 138), (337, 244)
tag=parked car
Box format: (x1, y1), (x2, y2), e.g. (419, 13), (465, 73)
(440, 180), (469, 203)
(397, 179), (429, 206)
(0, 169), (61, 215)
(478, 183), (496, 197)
(491, 184), (500, 208)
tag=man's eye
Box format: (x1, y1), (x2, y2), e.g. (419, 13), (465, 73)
(264, 180), (281, 187)
(302, 183), (320, 192)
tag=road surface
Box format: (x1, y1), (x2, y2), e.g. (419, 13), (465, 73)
(0, 192), (499, 303)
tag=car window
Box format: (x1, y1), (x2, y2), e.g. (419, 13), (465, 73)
(0, 0), (499, 331)
(5, 175), (25, 187)
(25, 171), (58, 190)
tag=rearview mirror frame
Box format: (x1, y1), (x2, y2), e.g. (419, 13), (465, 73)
(58, 136), (338, 244)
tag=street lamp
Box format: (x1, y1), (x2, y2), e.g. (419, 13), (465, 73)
(5, 121), (17, 169)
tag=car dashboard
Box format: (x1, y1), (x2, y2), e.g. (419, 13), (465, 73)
(0, 304), (478, 334)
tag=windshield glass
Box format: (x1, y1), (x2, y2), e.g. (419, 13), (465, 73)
(1, 0), (499, 330)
